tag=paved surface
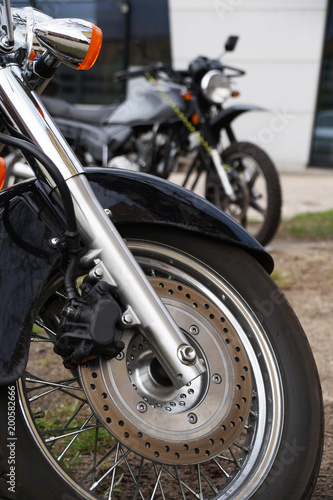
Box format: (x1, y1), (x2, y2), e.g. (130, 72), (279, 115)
(279, 169), (333, 219)
(171, 168), (333, 220)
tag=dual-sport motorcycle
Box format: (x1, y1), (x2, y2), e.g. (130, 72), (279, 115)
(0, 3), (323, 500)
(4, 36), (281, 246)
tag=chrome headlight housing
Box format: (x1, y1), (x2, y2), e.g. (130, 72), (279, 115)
(201, 70), (231, 104)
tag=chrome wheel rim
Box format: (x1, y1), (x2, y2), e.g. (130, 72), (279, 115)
(18, 240), (283, 499)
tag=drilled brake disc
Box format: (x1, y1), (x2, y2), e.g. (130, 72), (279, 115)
(80, 278), (252, 465)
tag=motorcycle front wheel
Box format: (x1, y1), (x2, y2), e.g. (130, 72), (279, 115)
(205, 141), (282, 246)
(0, 226), (323, 499)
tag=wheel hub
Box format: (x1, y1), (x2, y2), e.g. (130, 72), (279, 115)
(80, 278), (252, 465)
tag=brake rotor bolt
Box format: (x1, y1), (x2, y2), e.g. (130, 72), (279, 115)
(179, 401), (186, 406)
(170, 402), (176, 407)
(187, 413), (198, 424)
(137, 402), (147, 413)
(180, 393), (187, 399)
(189, 325), (199, 335)
(166, 407), (171, 412)
(116, 352), (124, 361)
(212, 373), (222, 384)
(188, 388), (194, 395)
(123, 314), (133, 325)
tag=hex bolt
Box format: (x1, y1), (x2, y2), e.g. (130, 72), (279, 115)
(189, 325), (199, 335)
(178, 345), (196, 365)
(187, 413), (198, 424)
(212, 373), (222, 384)
(92, 267), (103, 279)
(122, 314), (133, 325)
(137, 402), (147, 413)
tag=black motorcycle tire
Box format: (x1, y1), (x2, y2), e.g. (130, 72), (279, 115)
(0, 226), (323, 500)
(206, 141), (282, 246)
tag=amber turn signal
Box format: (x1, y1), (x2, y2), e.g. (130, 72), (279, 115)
(78, 24), (103, 70)
(0, 157), (6, 190)
(182, 91), (193, 101)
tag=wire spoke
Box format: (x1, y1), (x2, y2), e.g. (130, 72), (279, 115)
(119, 446), (145, 500)
(213, 458), (230, 478)
(26, 375), (87, 404)
(46, 401), (87, 451)
(197, 464), (203, 500)
(133, 457), (145, 500)
(174, 466), (187, 499)
(31, 335), (55, 343)
(163, 465), (200, 498)
(199, 467), (220, 495)
(108, 442), (120, 500)
(228, 446), (242, 468)
(34, 318), (58, 340)
(92, 417), (99, 484)
(26, 375), (82, 392)
(46, 421), (100, 444)
(153, 463), (166, 500)
(90, 446), (131, 492)
(79, 444), (118, 483)
(55, 413), (95, 461)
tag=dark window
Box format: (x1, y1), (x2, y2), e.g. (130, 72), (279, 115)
(310, 0), (333, 166)
(17, 0), (171, 104)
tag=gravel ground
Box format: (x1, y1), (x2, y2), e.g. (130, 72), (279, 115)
(269, 235), (333, 498)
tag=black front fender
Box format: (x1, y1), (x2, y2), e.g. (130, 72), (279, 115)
(210, 104), (266, 133)
(0, 168), (273, 384)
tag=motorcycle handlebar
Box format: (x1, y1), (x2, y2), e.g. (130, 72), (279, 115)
(114, 63), (170, 82)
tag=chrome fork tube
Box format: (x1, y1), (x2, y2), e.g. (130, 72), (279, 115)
(0, 64), (205, 387)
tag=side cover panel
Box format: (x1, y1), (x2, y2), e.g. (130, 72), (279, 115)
(0, 169), (273, 383)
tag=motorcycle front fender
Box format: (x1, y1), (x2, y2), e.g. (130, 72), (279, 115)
(0, 168), (273, 384)
(210, 103), (266, 133)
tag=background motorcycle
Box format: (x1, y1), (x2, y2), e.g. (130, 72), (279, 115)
(0, 3), (322, 500)
(4, 37), (281, 246)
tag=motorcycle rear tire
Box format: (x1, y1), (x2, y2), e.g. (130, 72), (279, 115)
(0, 226), (323, 499)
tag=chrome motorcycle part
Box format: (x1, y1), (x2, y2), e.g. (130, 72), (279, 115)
(201, 70), (231, 104)
(34, 18), (102, 70)
(1, 0), (14, 50)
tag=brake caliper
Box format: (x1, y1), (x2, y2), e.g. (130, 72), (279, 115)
(54, 280), (124, 368)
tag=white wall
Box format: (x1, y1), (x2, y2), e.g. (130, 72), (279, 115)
(169, 0), (327, 172)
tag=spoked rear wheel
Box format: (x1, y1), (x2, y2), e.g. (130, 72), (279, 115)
(1, 227), (322, 499)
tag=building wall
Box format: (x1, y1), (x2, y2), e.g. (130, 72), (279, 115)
(169, 0), (327, 172)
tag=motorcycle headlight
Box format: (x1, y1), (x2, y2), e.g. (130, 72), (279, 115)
(201, 70), (231, 104)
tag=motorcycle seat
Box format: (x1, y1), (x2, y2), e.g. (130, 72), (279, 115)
(41, 96), (117, 125)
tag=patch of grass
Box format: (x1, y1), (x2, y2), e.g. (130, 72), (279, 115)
(280, 210), (333, 240)
(36, 401), (115, 463)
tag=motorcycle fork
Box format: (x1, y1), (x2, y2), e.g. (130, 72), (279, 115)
(0, 64), (205, 388)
